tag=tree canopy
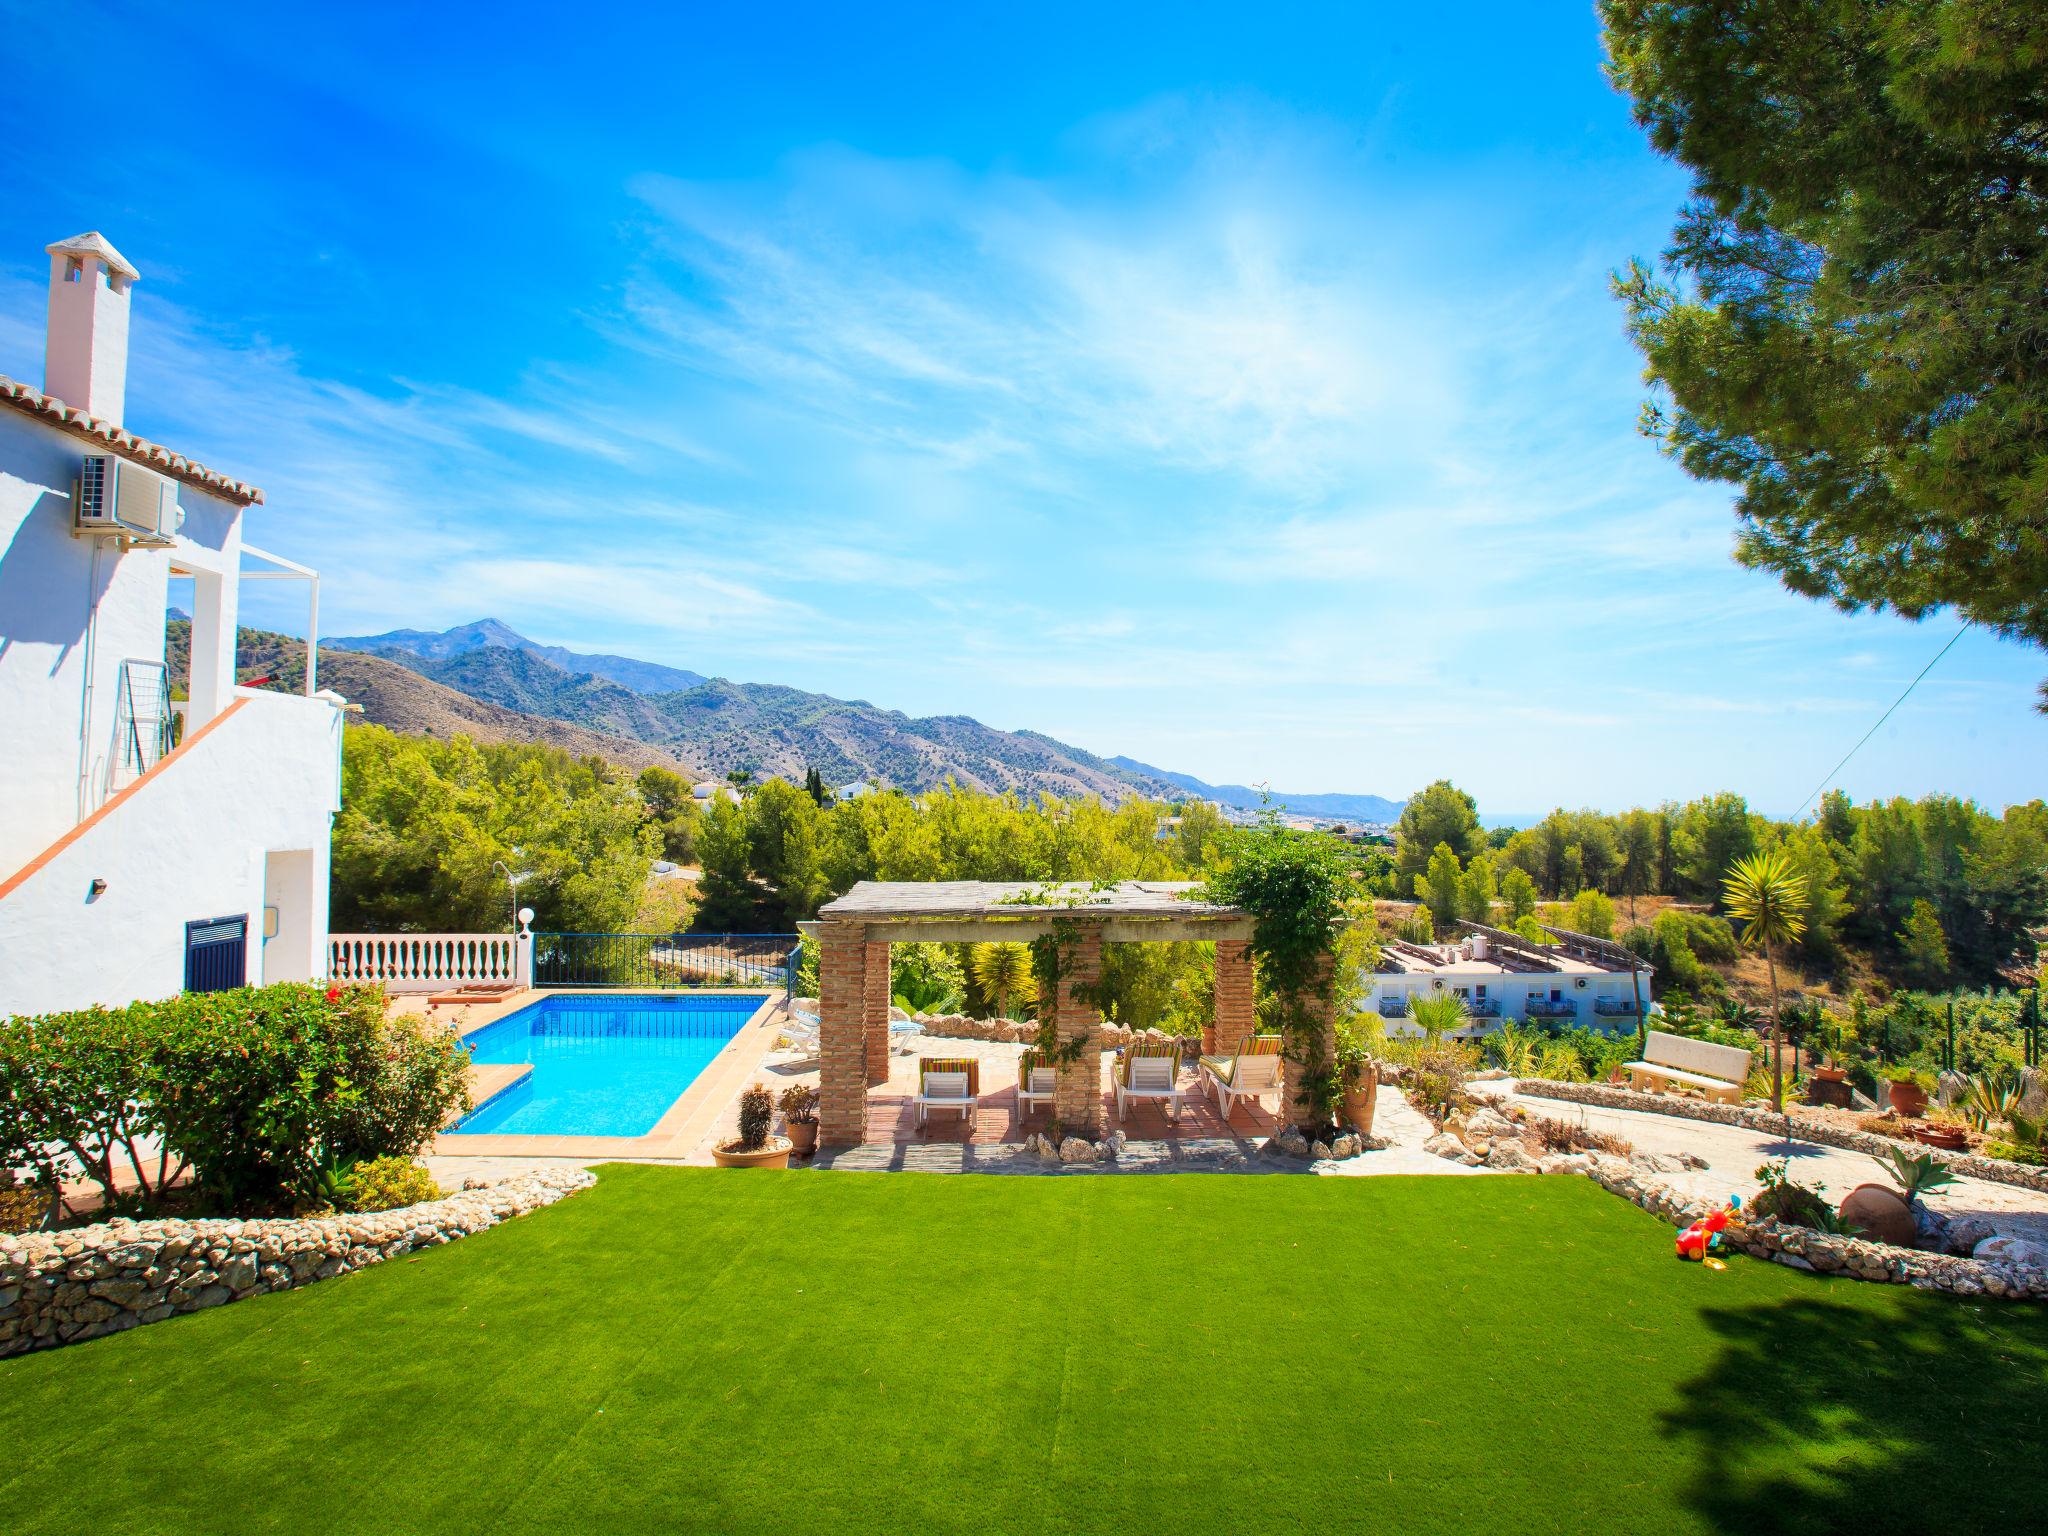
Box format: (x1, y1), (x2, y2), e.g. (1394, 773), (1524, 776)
(1603, 0), (2048, 701)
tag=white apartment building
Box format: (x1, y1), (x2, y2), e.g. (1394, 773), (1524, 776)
(1367, 921), (1655, 1039)
(0, 232), (343, 1016)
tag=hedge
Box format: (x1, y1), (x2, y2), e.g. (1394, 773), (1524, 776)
(0, 983), (471, 1221)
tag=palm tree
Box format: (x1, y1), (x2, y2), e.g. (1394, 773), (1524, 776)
(1406, 991), (1469, 1044)
(967, 942), (1037, 1020)
(1722, 850), (1808, 1112)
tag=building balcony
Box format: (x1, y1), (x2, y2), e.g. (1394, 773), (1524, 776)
(1524, 999), (1578, 1019)
(1592, 998), (1641, 1017)
(1464, 998), (1502, 1018)
(1377, 997), (1411, 1018)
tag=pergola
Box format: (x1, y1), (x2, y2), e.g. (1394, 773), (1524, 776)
(810, 880), (1335, 1146)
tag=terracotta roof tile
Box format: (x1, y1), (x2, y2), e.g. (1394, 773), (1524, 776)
(0, 374), (263, 505)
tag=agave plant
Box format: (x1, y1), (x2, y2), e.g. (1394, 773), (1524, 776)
(1961, 1069), (2023, 1132)
(1873, 1145), (1957, 1204)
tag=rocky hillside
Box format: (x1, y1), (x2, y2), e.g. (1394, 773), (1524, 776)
(333, 618), (708, 695)
(165, 621), (694, 773)
(358, 641), (1184, 801)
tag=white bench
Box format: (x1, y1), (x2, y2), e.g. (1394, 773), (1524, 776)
(1625, 1030), (1751, 1105)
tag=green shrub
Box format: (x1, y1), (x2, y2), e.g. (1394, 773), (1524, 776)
(146, 984), (373, 1208)
(0, 1176), (47, 1234)
(327, 1006), (472, 1162)
(0, 1004), (168, 1211)
(1750, 1159), (1835, 1230)
(339, 1155), (441, 1212)
(0, 982), (470, 1216)
(1402, 1044), (1477, 1125)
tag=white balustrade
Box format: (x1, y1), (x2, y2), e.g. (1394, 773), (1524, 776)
(327, 933), (527, 993)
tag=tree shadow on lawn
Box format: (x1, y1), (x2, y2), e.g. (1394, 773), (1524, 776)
(1663, 1286), (2048, 1534)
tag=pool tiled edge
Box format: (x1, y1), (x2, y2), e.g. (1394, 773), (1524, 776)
(430, 990), (788, 1161)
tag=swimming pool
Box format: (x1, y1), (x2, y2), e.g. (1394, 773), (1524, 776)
(454, 993), (769, 1137)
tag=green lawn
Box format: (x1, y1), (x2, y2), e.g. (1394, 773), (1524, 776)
(4, 1168), (2045, 1535)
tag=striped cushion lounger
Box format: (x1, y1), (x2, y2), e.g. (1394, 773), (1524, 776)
(1113, 1041), (1185, 1123)
(915, 1057), (980, 1128)
(1199, 1034), (1285, 1122)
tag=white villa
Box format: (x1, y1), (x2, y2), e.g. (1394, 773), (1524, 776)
(0, 232), (343, 1017)
(1367, 921), (1655, 1039)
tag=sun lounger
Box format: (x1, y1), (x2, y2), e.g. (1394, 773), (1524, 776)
(1199, 1033), (1284, 1122)
(915, 1056), (980, 1128)
(1017, 1047), (1056, 1117)
(1114, 1041), (1185, 1123)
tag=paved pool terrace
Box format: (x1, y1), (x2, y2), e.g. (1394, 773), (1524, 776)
(428, 989), (789, 1163)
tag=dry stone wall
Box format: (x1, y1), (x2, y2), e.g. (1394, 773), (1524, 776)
(1576, 1150), (2048, 1301)
(1518, 1078), (2048, 1194)
(0, 1166), (594, 1356)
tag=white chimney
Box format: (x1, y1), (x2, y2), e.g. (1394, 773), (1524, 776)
(43, 231), (139, 426)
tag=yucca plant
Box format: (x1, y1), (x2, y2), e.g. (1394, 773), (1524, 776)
(1406, 991), (1468, 1043)
(1722, 849), (1809, 1113)
(966, 942), (1037, 1020)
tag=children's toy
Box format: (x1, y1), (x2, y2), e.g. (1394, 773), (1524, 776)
(1675, 1195), (1741, 1269)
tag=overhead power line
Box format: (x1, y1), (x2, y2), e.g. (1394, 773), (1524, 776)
(1793, 623), (1969, 820)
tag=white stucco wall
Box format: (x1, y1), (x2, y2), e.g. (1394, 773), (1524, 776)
(1368, 965), (1653, 1037)
(0, 409), (247, 876)
(0, 688), (341, 1016)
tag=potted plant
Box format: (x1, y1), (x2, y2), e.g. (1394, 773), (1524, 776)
(779, 1082), (820, 1158)
(1334, 1020), (1379, 1136)
(1884, 1065), (1932, 1119)
(713, 1084), (792, 1168)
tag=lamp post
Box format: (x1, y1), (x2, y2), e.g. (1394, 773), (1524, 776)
(491, 855), (531, 934)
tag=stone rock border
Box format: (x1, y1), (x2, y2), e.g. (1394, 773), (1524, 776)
(1518, 1078), (2048, 1195)
(0, 1166), (595, 1356)
(1575, 1151), (2048, 1302)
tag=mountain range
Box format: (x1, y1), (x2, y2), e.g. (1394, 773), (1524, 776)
(333, 618), (709, 695)
(1107, 759), (1403, 824)
(310, 619), (1404, 816)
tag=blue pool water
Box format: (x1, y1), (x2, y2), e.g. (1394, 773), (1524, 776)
(455, 994), (768, 1137)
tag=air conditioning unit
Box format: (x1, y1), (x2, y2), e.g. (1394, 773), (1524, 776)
(74, 455), (181, 545)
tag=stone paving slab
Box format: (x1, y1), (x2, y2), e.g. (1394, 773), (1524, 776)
(1474, 1080), (2048, 1244)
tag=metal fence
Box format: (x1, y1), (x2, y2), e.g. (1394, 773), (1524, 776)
(532, 932), (801, 993)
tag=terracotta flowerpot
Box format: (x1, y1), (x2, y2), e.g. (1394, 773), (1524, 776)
(1914, 1125), (1968, 1152)
(1837, 1183), (1916, 1248)
(1814, 1066), (1846, 1083)
(785, 1120), (820, 1158)
(712, 1135), (792, 1169)
(1888, 1081), (1930, 1118)
(1342, 1077), (1379, 1138)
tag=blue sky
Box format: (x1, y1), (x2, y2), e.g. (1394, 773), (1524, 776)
(2, 0), (2042, 816)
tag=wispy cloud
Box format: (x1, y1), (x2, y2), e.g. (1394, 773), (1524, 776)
(3, 88), (2041, 811)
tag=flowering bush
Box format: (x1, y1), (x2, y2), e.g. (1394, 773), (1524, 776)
(0, 982), (471, 1220)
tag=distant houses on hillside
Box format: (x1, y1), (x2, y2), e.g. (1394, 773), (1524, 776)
(1367, 922), (1654, 1039)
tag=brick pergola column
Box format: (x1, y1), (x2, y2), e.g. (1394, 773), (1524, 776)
(1050, 926), (1105, 1136)
(1279, 950), (1337, 1131)
(1208, 939), (1255, 1057)
(817, 922), (870, 1146)
(863, 940), (892, 1087)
